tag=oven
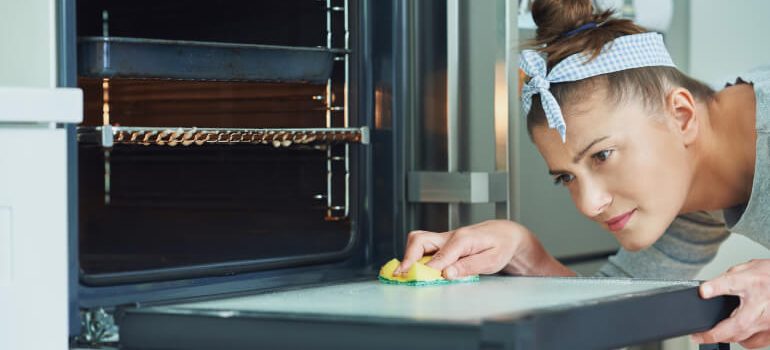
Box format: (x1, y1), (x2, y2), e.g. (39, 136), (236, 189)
(64, 0), (458, 345)
(0, 0), (737, 349)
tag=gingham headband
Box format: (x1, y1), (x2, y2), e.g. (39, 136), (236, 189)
(521, 32), (676, 142)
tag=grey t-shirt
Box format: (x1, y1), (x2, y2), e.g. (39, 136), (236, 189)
(597, 65), (770, 279)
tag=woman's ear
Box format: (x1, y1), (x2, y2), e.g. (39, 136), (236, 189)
(666, 87), (699, 146)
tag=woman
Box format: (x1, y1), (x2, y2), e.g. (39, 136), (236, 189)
(394, 0), (770, 347)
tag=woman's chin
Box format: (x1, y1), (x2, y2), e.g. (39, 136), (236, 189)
(615, 228), (664, 252)
(619, 238), (651, 252)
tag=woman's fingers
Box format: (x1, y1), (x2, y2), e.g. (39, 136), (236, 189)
(726, 260), (753, 275)
(424, 228), (476, 272)
(396, 230), (447, 275)
(691, 318), (735, 344)
(692, 309), (757, 344)
(740, 329), (770, 349)
(700, 271), (744, 299)
(398, 220), (531, 278)
(693, 262), (770, 346)
(443, 248), (500, 279)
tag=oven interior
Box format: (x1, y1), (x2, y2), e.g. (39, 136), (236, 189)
(75, 0), (367, 284)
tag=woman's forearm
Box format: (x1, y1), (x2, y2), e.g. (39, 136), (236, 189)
(504, 227), (577, 277)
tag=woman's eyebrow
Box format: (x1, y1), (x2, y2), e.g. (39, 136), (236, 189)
(547, 135), (610, 176)
(572, 136), (609, 163)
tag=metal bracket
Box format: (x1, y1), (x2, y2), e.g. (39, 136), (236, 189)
(100, 124), (113, 148)
(78, 308), (120, 346)
(407, 171), (508, 204)
(359, 126), (370, 145)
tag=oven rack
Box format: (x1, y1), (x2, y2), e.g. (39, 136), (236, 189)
(77, 125), (369, 148)
(78, 36), (344, 84)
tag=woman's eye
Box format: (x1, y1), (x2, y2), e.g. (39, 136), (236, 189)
(553, 174), (575, 186)
(591, 149), (614, 162)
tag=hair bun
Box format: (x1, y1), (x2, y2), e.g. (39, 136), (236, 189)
(531, 0), (596, 42)
(526, 0), (646, 69)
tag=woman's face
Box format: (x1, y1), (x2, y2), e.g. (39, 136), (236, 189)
(532, 92), (694, 251)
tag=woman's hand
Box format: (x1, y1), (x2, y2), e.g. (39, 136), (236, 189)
(394, 220), (575, 279)
(691, 259), (770, 348)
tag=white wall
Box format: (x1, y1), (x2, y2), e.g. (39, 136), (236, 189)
(0, 0), (57, 87)
(689, 0), (770, 84)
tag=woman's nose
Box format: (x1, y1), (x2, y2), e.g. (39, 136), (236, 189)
(574, 179), (612, 219)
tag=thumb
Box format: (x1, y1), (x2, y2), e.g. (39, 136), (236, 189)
(444, 252), (496, 280)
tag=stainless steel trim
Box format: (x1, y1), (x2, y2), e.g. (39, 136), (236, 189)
(447, 0), (461, 229)
(505, 0), (520, 221)
(407, 171), (509, 204)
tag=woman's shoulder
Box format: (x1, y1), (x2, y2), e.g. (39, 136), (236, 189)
(729, 65), (770, 133)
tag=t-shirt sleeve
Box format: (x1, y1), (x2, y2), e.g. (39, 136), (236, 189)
(594, 211), (730, 279)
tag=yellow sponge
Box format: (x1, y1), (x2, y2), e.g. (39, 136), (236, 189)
(378, 256), (479, 286)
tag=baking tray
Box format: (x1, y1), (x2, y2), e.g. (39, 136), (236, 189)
(77, 36), (336, 83)
(118, 276), (739, 350)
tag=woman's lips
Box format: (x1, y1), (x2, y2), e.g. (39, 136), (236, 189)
(605, 209), (636, 232)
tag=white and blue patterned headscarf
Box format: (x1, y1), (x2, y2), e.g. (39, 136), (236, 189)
(521, 32), (676, 142)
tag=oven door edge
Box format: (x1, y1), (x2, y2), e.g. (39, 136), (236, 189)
(75, 265), (376, 345)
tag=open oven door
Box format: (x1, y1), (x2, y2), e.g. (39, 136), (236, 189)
(116, 276), (737, 350)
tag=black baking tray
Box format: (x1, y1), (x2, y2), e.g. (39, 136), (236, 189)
(77, 36), (336, 83)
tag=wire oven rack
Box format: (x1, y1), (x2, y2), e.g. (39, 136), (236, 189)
(77, 125), (369, 148)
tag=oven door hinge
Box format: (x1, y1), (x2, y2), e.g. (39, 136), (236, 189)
(75, 308), (120, 347)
